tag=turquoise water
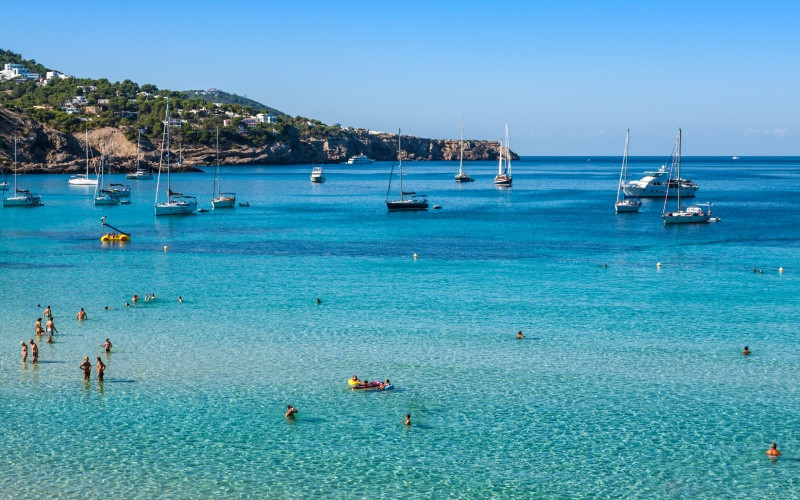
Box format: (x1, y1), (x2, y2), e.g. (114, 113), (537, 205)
(1, 157), (799, 497)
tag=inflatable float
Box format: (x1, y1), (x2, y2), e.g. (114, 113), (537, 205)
(348, 379), (393, 391)
(101, 233), (130, 242)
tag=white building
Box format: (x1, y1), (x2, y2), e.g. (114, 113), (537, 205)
(256, 113), (277, 124)
(0, 63), (39, 81)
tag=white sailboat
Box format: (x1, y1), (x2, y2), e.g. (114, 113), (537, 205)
(127, 129), (153, 180)
(386, 129), (428, 211)
(454, 114), (473, 182)
(615, 129), (641, 213)
(211, 127), (236, 208)
(662, 129), (713, 224)
(3, 133), (42, 207)
(94, 142), (119, 206)
(155, 98), (197, 216)
(69, 129), (98, 186)
(493, 123), (512, 186)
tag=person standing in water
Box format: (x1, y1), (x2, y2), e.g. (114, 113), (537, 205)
(742, 346), (751, 356)
(285, 405), (298, 419)
(178, 296), (183, 303)
(102, 338), (112, 353)
(404, 414), (411, 427)
(79, 357), (92, 379)
(29, 339), (38, 364)
(43, 305), (52, 319)
(76, 308), (88, 321)
(96, 357), (106, 380)
(21, 341), (28, 363)
(767, 442), (781, 456)
(34, 318), (44, 336)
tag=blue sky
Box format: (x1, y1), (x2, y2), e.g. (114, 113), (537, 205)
(3, 0), (798, 154)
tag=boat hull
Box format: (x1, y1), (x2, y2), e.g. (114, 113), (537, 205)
(624, 185), (697, 198)
(68, 177), (98, 186)
(155, 201), (197, 216)
(386, 200), (429, 211)
(94, 195), (119, 206)
(126, 173), (153, 180)
(615, 200), (641, 213)
(663, 212), (711, 224)
(455, 174), (474, 182)
(212, 198), (235, 209)
(310, 176), (325, 183)
(3, 195), (42, 207)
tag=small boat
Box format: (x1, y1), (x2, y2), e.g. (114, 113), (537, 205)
(310, 165), (325, 183)
(100, 233), (130, 242)
(732, 156), (740, 160)
(346, 153), (374, 165)
(94, 144), (120, 206)
(386, 130), (429, 211)
(109, 183), (131, 198)
(211, 127), (236, 209)
(494, 123), (512, 186)
(615, 129), (642, 213)
(433, 204), (442, 210)
(662, 129), (713, 224)
(69, 129), (99, 186)
(238, 202), (250, 207)
(155, 98), (197, 216)
(127, 130), (153, 179)
(454, 114), (474, 182)
(3, 133), (43, 207)
(198, 208), (209, 213)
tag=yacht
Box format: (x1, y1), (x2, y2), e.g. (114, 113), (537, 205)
(69, 129), (98, 186)
(346, 153), (374, 165)
(623, 165), (697, 198)
(127, 130), (153, 179)
(662, 129), (713, 224)
(493, 123), (512, 186)
(310, 165), (325, 183)
(614, 129), (641, 213)
(3, 133), (43, 207)
(454, 114), (473, 182)
(155, 98), (197, 216)
(211, 128), (236, 209)
(386, 130), (428, 211)
(108, 183), (131, 198)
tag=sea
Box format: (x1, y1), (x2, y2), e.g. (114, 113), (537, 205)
(1, 156), (799, 498)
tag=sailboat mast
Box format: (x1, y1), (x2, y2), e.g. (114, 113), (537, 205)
(166, 98), (171, 197)
(498, 138), (503, 175)
(458, 114), (464, 175)
(617, 129), (629, 203)
(136, 129), (141, 171)
(13, 133), (17, 192)
(215, 126), (220, 196)
(398, 129), (403, 201)
(676, 129), (682, 212)
(505, 122), (511, 177)
(85, 128), (89, 176)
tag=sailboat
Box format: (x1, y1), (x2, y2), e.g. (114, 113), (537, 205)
(3, 133), (42, 207)
(107, 143), (131, 199)
(94, 142), (120, 206)
(126, 129), (153, 180)
(155, 98), (197, 216)
(211, 127), (236, 208)
(615, 129), (642, 213)
(69, 129), (98, 186)
(386, 129), (428, 211)
(493, 123), (512, 186)
(662, 129), (713, 224)
(454, 114), (473, 182)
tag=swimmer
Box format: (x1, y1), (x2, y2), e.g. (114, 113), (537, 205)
(34, 318), (44, 336)
(151, 293), (156, 300)
(21, 341), (28, 363)
(285, 405), (298, 418)
(76, 308), (88, 321)
(29, 339), (38, 363)
(45, 318), (58, 336)
(79, 357), (92, 379)
(766, 442), (781, 456)
(316, 298), (322, 305)
(104, 306), (112, 311)
(742, 346), (751, 356)
(43, 305), (52, 319)
(132, 294), (139, 303)
(178, 296), (183, 303)
(404, 414), (411, 427)
(125, 302), (130, 308)
(96, 357), (106, 380)
(516, 331), (525, 339)
(102, 338), (112, 352)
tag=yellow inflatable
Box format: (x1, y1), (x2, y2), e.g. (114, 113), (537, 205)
(347, 379), (359, 387)
(101, 234), (130, 242)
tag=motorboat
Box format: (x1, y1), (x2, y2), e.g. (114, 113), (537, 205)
(623, 166), (697, 198)
(346, 153), (374, 164)
(310, 165), (325, 183)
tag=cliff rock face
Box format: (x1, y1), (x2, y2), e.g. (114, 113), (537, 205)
(0, 106), (518, 173)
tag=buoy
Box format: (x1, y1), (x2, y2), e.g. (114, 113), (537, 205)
(657, 262), (661, 268)
(413, 253), (418, 259)
(779, 267), (784, 273)
(163, 245), (168, 252)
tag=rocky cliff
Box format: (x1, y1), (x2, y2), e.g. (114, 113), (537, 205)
(0, 106), (517, 173)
